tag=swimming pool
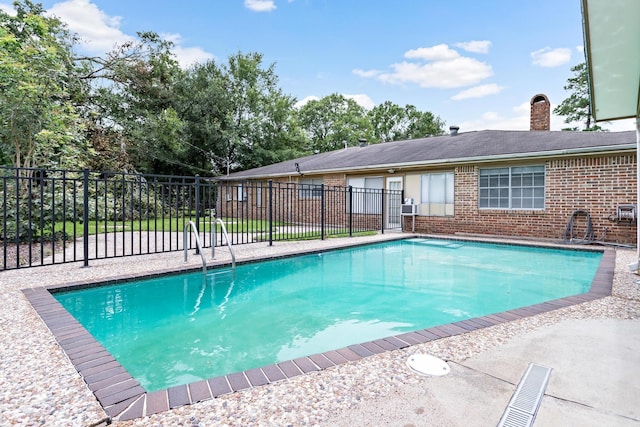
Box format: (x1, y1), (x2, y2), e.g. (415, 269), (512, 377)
(54, 238), (602, 392)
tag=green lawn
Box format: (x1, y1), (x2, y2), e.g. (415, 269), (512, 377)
(46, 217), (278, 238)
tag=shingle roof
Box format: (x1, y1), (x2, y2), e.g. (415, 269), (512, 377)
(222, 130), (636, 179)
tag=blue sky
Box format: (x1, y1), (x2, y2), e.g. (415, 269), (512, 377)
(3, 0), (635, 132)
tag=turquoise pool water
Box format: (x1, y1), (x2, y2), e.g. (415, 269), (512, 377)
(55, 238), (602, 392)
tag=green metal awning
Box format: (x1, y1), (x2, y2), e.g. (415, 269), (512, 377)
(582, 0), (640, 121)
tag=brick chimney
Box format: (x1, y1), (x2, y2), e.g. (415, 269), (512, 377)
(530, 94), (550, 131)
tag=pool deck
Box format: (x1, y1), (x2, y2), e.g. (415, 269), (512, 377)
(2, 233), (640, 426)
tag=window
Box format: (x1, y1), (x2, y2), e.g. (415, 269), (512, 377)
(256, 183), (262, 207)
(299, 178), (323, 199)
(237, 184), (247, 201)
(420, 172), (454, 216)
(479, 166), (545, 209)
(347, 177), (383, 214)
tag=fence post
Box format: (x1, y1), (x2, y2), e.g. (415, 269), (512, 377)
(348, 185), (353, 237)
(194, 174), (200, 254)
(401, 189), (405, 232)
(268, 180), (273, 246)
(82, 168), (90, 267)
(380, 189), (385, 235)
(14, 169), (20, 269)
(321, 184), (325, 240)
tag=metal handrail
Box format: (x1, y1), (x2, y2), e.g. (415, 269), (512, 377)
(213, 218), (236, 270)
(184, 221), (207, 274)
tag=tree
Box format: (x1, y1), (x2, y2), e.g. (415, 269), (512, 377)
(173, 60), (230, 175)
(368, 101), (445, 142)
(297, 93), (373, 152)
(0, 0), (88, 170)
(82, 32), (188, 174)
(554, 62), (607, 131)
(177, 53), (304, 175)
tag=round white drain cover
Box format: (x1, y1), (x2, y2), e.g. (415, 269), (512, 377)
(406, 354), (450, 376)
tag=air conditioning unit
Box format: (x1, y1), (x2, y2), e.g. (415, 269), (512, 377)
(401, 204), (418, 216)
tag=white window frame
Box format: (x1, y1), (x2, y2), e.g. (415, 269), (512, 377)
(256, 182), (262, 207)
(299, 178), (324, 199)
(347, 177), (384, 214)
(479, 165), (545, 210)
(237, 184), (247, 202)
(420, 172), (454, 216)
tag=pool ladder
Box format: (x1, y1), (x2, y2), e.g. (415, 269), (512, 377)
(213, 218), (236, 270)
(184, 221), (210, 274)
(183, 219), (236, 273)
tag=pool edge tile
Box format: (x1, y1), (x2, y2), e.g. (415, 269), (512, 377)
(208, 376), (232, 397)
(245, 368), (270, 386)
(115, 394), (146, 422)
(98, 384), (145, 407)
(335, 347), (362, 362)
(227, 372), (251, 391)
(261, 364), (287, 382)
(88, 372), (133, 392)
(94, 378), (141, 400)
(188, 380), (213, 404)
(167, 385), (190, 409)
(103, 394), (141, 418)
(293, 357), (321, 373)
(145, 390), (169, 416)
(347, 344), (375, 357)
(277, 360), (303, 378)
(308, 353), (335, 369)
(322, 350), (349, 365)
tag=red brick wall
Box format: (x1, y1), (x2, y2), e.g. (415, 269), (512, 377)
(217, 175), (382, 232)
(409, 154), (637, 244)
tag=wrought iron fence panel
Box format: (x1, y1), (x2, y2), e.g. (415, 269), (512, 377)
(1, 166), (401, 270)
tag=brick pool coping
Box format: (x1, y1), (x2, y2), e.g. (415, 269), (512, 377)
(23, 242), (615, 422)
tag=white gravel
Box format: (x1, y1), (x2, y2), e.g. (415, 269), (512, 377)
(1, 233), (639, 426)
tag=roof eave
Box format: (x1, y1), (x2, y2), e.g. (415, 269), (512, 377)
(220, 143), (635, 180)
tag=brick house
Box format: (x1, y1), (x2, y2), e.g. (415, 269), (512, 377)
(221, 95), (637, 245)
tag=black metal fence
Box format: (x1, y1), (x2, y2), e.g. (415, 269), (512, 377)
(1, 167), (402, 270)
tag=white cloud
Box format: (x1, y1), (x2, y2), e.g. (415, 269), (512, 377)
(558, 117), (636, 132)
(344, 94), (375, 110)
(458, 102), (531, 131)
(244, 0), (276, 12)
(451, 83), (504, 100)
(460, 110), (527, 132)
(530, 47), (572, 67)
(607, 118), (636, 132)
(459, 101), (580, 131)
(356, 44), (493, 89)
(294, 95), (319, 109)
(405, 44), (459, 61)
(48, 0), (133, 54)
(162, 33), (214, 68)
(352, 68), (382, 78)
(455, 40), (492, 54)
(47, 1), (212, 68)
(0, 3), (16, 15)
(378, 56), (493, 89)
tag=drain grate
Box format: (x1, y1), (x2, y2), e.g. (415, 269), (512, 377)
(497, 363), (552, 427)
